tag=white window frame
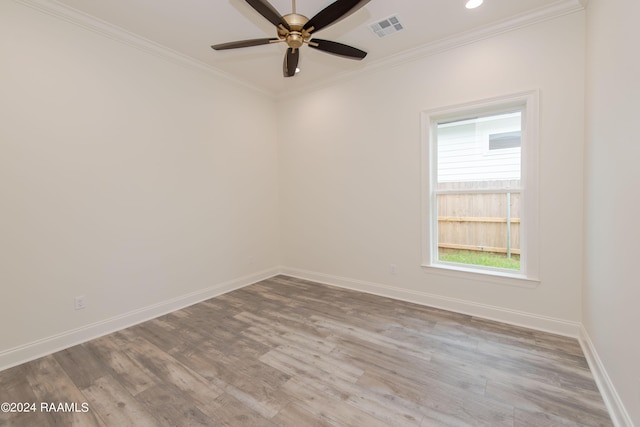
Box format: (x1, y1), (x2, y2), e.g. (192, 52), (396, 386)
(421, 91), (540, 287)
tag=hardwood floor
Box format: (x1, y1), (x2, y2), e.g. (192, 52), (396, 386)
(0, 275), (612, 426)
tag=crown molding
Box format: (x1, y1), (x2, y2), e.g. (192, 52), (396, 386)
(276, 0), (587, 100)
(13, 0), (586, 100)
(13, 0), (274, 98)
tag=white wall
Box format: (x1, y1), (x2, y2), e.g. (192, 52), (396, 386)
(279, 12), (586, 333)
(0, 1), (280, 368)
(2, 2), (636, 422)
(584, 0), (640, 424)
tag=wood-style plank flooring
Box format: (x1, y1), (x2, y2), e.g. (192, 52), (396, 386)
(0, 275), (612, 426)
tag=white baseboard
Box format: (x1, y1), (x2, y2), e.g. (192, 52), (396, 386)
(580, 326), (635, 427)
(280, 268), (634, 424)
(280, 267), (582, 338)
(4, 267), (629, 425)
(0, 268), (280, 372)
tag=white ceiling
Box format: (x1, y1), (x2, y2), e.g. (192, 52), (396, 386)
(40, 0), (578, 95)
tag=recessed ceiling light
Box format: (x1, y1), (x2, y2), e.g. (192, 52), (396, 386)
(295, 67), (301, 74)
(466, 0), (483, 9)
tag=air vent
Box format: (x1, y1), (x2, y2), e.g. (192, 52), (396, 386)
(369, 15), (404, 38)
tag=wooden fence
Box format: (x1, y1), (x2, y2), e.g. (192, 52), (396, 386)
(437, 181), (520, 256)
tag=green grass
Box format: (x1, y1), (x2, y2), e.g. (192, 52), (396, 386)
(439, 249), (520, 270)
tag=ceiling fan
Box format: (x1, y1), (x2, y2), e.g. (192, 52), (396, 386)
(212, 0), (370, 77)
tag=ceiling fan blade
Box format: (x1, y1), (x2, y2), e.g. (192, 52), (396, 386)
(211, 38), (278, 50)
(245, 0), (290, 30)
(309, 38), (367, 59)
(283, 48), (299, 77)
(303, 0), (370, 33)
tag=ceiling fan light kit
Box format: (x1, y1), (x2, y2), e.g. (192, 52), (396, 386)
(212, 0), (370, 78)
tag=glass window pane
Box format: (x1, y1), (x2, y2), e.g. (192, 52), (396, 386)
(436, 192), (520, 270)
(436, 111), (522, 191)
(489, 131), (521, 150)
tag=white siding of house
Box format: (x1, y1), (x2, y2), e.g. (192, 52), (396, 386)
(437, 113), (521, 183)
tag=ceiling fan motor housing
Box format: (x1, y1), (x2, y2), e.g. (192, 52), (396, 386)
(279, 13), (312, 49)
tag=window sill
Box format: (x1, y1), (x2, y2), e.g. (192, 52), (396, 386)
(421, 263), (540, 289)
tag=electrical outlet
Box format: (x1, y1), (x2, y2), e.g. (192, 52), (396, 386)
(390, 264), (397, 275)
(74, 295), (86, 310)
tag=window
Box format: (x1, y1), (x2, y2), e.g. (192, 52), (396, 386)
(489, 131), (521, 150)
(421, 91), (539, 284)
